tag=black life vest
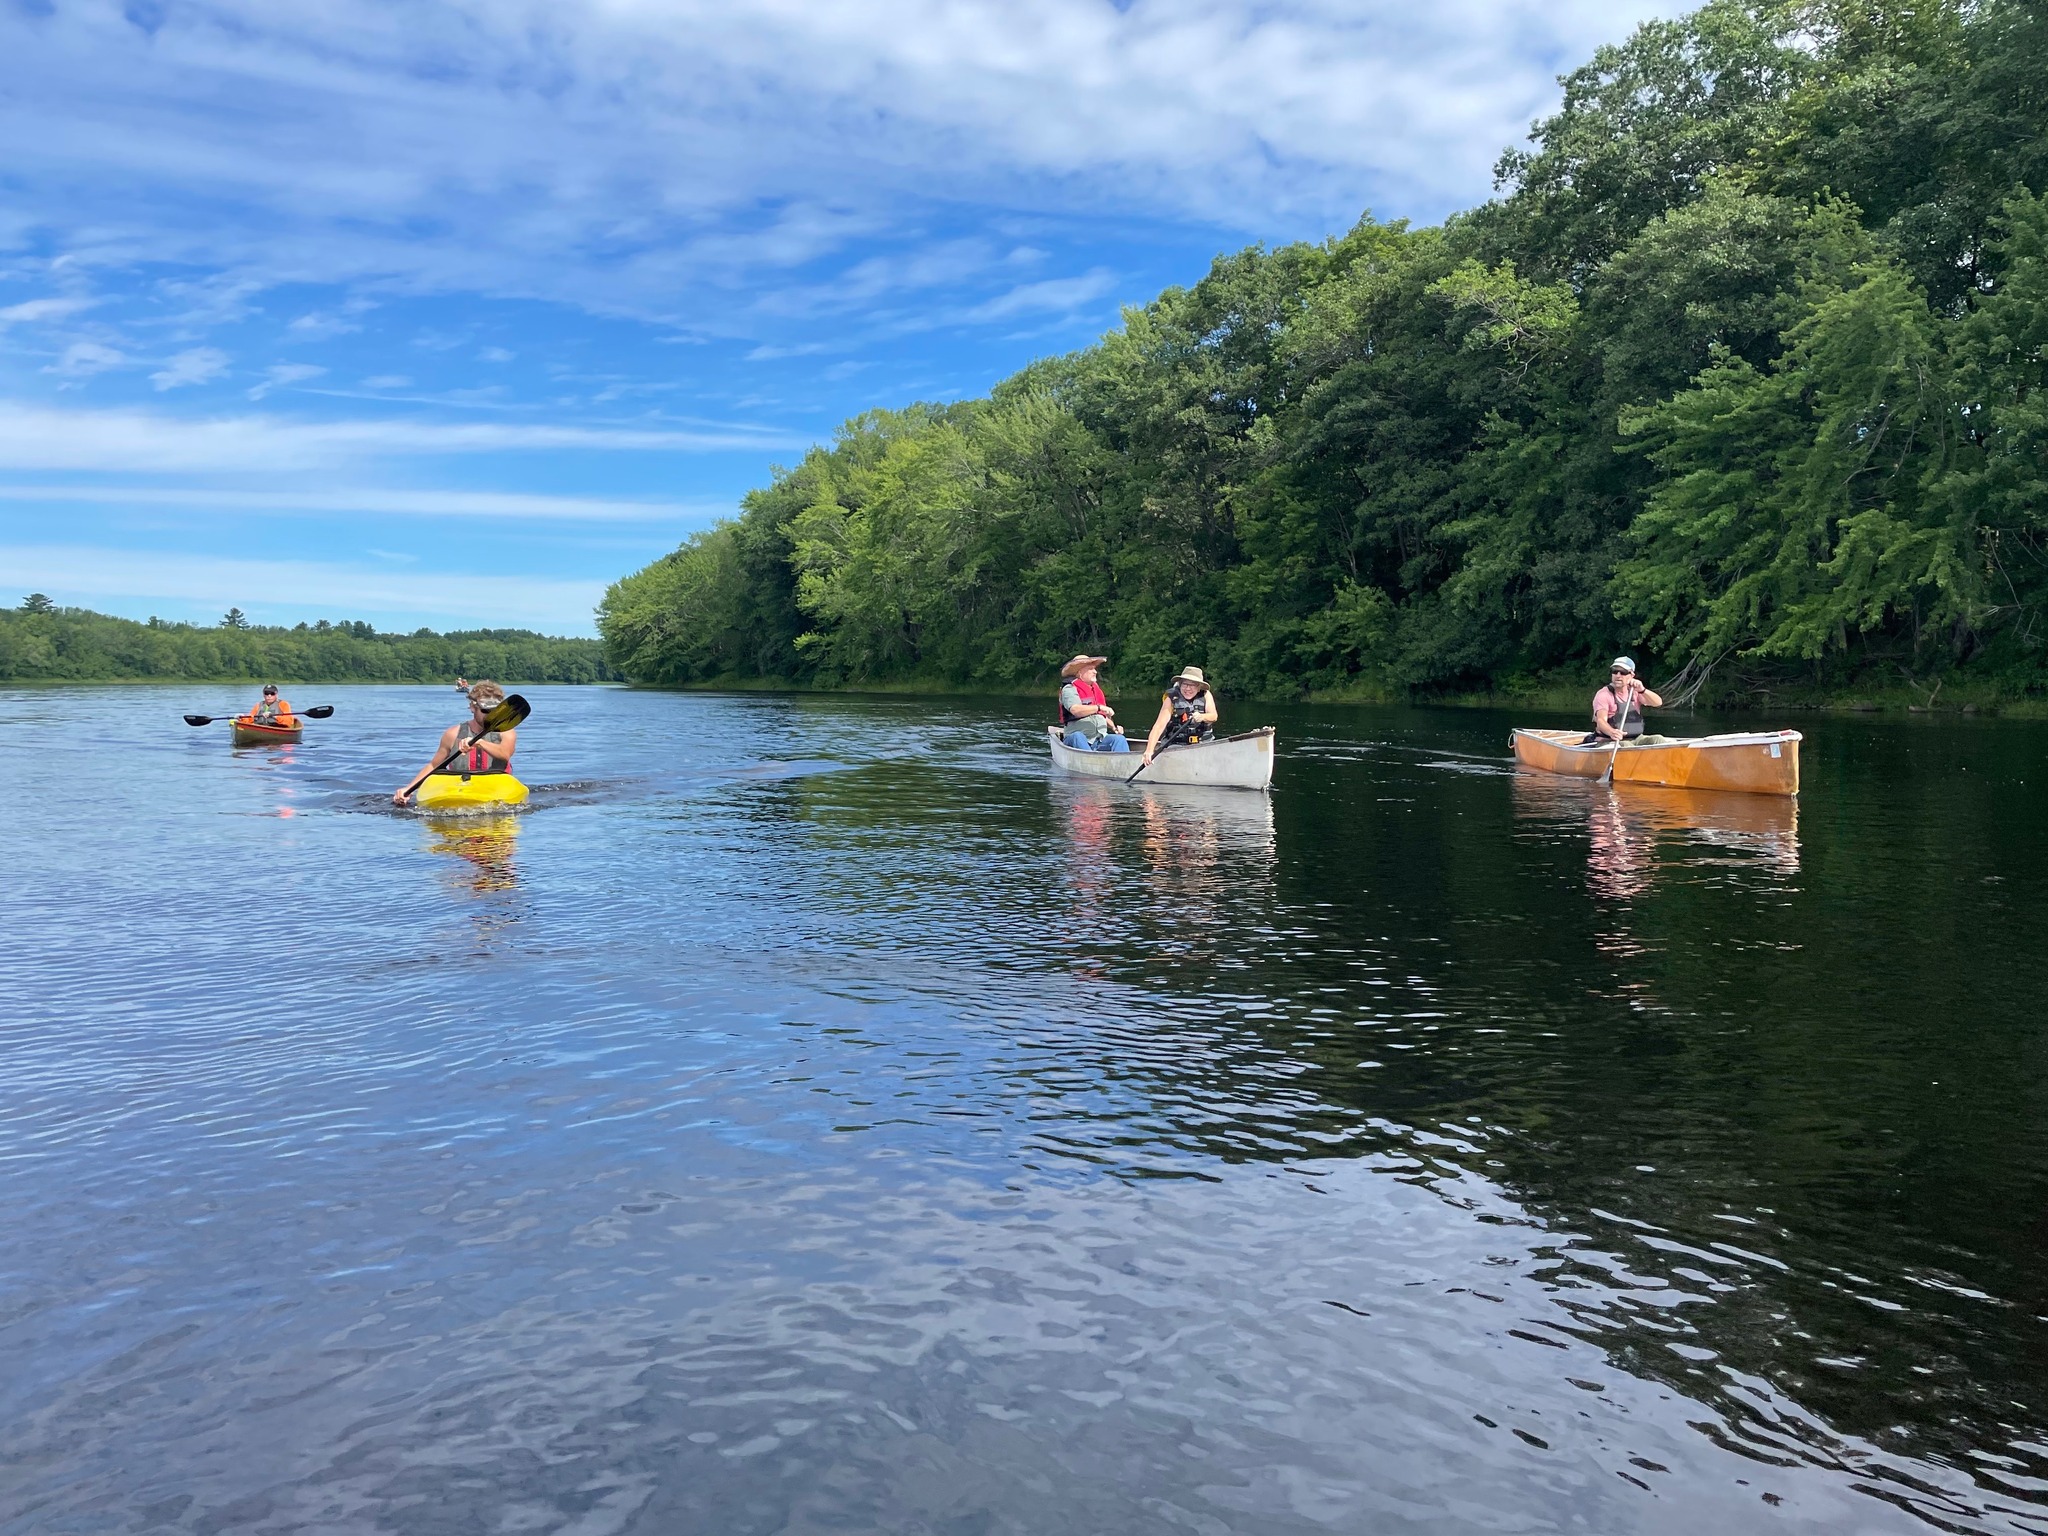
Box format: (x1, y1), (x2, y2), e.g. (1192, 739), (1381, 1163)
(1165, 689), (1216, 744)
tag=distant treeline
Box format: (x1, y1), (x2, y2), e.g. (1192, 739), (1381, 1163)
(602, 0), (2048, 706)
(0, 600), (616, 683)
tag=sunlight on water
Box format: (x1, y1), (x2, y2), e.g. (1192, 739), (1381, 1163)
(1, 685), (2043, 1534)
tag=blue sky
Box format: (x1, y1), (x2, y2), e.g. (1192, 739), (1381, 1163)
(0, 0), (1681, 637)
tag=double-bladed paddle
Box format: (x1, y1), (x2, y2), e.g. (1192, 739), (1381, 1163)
(184, 705), (335, 726)
(395, 693), (532, 805)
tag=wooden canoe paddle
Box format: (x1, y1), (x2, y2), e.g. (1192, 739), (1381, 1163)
(1125, 718), (1195, 784)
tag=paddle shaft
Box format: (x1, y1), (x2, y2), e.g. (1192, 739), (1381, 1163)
(1124, 719), (1196, 784)
(1599, 681), (1643, 783)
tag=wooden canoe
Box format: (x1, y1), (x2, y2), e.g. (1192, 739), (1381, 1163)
(1047, 726), (1276, 791)
(1510, 727), (1801, 796)
(231, 717), (302, 747)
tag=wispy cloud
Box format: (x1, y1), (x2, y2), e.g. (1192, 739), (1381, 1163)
(247, 362), (327, 400)
(45, 341), (128, 379)
(0, 402), (809, 473)
(0, 297), (97, 327)
(151, 345), (230, 390)
(2, 0), (1684, 319)
(965, 269), (1118, 322)
(0, 482), (723, 523)
(287, 310), (362, 341)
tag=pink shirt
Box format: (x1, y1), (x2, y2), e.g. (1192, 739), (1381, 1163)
(1593, 684), (1641, 730)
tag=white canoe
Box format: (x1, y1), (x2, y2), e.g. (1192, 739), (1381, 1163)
(1046, 726), (1276, 791)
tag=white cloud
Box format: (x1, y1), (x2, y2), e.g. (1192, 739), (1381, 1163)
(0, 401), (808, 472)
(0, 297), (97, 326)
(362, 374), (413, 388)
(45, 340), (128, 378)
(965, 269), (1118, 322)
(1, 0), (1688, 318)
(287, 310), (362, 340)
(478, 346), (514, 363)
(247, 361), (327, 399)
(0, 481), (721, 523)
(151, 345), (231, 390)
(0, 542), (607, 633)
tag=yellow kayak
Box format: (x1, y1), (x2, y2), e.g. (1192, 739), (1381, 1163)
(413, 772), (529, 810)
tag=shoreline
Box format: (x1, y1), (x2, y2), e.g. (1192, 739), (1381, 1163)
(11, 673), (2043, 718)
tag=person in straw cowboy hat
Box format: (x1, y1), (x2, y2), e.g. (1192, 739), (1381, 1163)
(1057, 654), (1130, 752)
(1141, 665), (1219, 766)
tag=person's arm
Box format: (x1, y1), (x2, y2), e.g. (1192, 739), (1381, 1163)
(394, 725), (462, 804)
(1636, 684), (1663, 709)
(1194, 692), (1219, 725)
(1142, 698), (1173, 761)
(1593, 689), (1622, 742)
(468, 727), (516, 764)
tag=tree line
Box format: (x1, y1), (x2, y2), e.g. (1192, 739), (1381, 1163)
(600, 0), (2048, 707)
(1, 598), (616, 684)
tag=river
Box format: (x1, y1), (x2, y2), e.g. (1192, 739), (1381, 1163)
(1, 684), (2043, 1535)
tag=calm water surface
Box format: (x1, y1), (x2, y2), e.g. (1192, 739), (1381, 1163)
(2, 685), (2044, 1535)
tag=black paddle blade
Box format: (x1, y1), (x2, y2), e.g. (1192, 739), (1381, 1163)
(485, 695), (532, 733)
(183, 714), (217, 726)
(303, 705), (335, 719)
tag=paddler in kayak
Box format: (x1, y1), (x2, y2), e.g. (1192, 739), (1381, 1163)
(246, 684), (295, 727)
(393, 680), (517, 806)
(1589, 656), (1663, 744)
(1140, 665), (1219, 766)
(1057, 654), (1129, 752)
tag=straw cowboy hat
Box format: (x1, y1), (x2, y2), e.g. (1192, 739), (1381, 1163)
(1061, 654), (1108, 678)
(1171, 666), (1208, 686)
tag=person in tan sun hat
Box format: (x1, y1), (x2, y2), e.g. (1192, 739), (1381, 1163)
(1141, 665), (1219, 765)
(1057, 654), (1129, 752)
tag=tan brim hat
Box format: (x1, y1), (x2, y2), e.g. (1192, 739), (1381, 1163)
(1172, 666), (1207, 685)
(1061, 654), (1108, 678)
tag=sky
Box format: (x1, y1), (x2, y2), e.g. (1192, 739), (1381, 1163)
(0, 0), (1683, 637)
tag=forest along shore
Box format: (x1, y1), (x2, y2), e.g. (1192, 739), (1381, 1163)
(0, 602), (615, 685)
(599, 0), (2048, 717)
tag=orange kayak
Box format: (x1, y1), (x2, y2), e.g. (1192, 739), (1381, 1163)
(231, 716), (302, 747)
(1511, 727), (1801, 796)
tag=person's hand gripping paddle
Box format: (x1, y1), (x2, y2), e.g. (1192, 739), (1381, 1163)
(394, 694), (531, 806)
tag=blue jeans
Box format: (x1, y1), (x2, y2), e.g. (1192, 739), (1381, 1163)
(1064, 729), (1129, 753)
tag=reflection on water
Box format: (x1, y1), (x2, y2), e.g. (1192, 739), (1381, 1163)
(0, 686), (2043, 1536)
(422, 810), (521, 894)
(1513, 772), (1801, 900)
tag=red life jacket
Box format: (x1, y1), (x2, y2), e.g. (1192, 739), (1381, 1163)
(449, 722), (507, 774)
(1059, 675), (1108, 726)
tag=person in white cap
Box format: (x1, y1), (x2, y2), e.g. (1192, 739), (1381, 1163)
(1058, 655), (1129, 752)
(1142, 666), (1219, 765)
(1591, 657), (1661, 743)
